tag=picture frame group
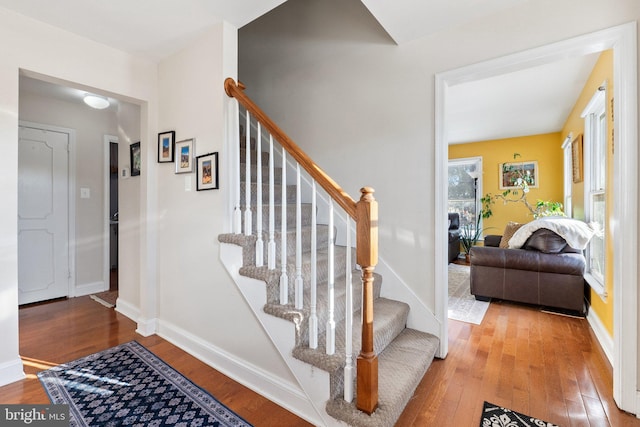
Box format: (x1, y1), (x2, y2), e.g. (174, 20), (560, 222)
(156, 130), (220, 191)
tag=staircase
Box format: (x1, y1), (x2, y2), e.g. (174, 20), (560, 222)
(219, 79), (439, 427)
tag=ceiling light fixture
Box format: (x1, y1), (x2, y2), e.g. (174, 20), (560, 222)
(83, 94), (110, 109)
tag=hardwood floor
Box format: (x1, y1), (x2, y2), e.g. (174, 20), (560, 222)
(1, 296), (639, 426)
(398, 300), (640, 427)
(0, 297), (311, 427)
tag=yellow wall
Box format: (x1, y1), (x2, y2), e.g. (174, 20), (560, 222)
(561, 50), (614, 336)
(449, 133), (564, 236)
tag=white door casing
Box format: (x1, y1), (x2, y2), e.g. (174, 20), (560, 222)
(18, 125), (71, 305)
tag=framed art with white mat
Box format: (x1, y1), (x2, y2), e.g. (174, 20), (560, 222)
(175, 138), (195, 174)
(196, 152), (219, 191)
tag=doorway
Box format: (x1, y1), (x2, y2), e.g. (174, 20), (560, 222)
(105, 135), (119, 293)
(435, 23), (638, 413)
(17, 122), (76, 305)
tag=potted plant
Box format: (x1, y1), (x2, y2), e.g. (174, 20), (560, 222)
(460, 213), (490, 262)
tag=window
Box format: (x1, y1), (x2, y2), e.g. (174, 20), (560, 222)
(448, 157), (482, 229)
(561, 134), (573, 217)
(581, 84), (607, 296)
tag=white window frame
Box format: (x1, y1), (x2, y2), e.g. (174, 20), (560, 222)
(581, 83), (607, 298)
(561, 134), (573, 218)
(448, 156), (483, 230)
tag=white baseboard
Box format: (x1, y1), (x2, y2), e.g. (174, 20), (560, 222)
(114, 298), (139, 323)
(136, 318), (158, 337)
(73, 281), (106, 297)
(156, 319), (319, 426)
(586, 308), (613, 366)
(113, 297), (156, 338)
(0, 358), (25, 387)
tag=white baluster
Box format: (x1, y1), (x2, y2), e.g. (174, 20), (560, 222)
(255, 123), (264, 267)
(233, 105), (242, 234)
(267, 135), (276, 270)
(309, 181), (318, 349)
(295, 164), (303, 309)
(244, 112), (252, 236)
(279, 147), (288, 305)
(344, 217), (354, 402)
(326, 199), (336, 355)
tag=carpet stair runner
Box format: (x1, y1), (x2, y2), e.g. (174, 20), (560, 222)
(219, 142), (439, 427)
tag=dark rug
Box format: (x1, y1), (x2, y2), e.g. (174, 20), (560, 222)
(480, 401), (559, 427)
(38, 341), (253, 427)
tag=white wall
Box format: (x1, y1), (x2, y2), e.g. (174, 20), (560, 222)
(18, 90), (119, 294)
(1, 6), (296, 408)
(0, 6), (157, 385)
(238, 0), (640, 310)
(117, 103), (142, 310)
(155, 21), (298, 395)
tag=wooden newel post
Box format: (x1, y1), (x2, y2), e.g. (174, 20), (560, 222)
(356, 187), (378, 414)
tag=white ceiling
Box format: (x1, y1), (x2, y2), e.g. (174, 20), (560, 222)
(5, 0), (600, 144)
(359, 0), (529, 45)
(0, 0), (288, 62)
(447, 53), (601, 144)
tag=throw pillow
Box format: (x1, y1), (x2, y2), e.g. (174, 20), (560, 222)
(499, 222), (524, 248)
(523, 228), (568, 253)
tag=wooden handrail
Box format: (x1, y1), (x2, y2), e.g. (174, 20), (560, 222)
(225, 78), (378, 415)
(225, 78), (357, 218)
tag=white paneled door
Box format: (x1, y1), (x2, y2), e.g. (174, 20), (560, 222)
(18, 125), (70, 305)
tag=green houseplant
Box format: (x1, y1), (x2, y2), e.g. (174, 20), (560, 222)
(460, 210), (492, 261)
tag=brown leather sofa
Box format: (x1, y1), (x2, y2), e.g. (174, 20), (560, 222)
(469, 229), (586, 313)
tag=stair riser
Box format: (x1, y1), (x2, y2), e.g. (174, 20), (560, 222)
(241, 204), (313, 230)
(294, 273), (383, 344)
(239, 164), (283, 185)
(242, 247), (352, 305)
(240, 182), (297, 205)
(239, 148), (270, 165)
(241, 225), (333, 267)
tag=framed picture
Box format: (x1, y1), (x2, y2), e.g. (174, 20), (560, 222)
(499, 160), (538, 189)
(175, 138), (195, 174)
(158, 130), (175, 163)
(196, 152), (219, 191)
(572, 134), (583, 183)
(130, 142), (141, 176)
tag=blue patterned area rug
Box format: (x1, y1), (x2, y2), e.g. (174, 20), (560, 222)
(38, 341), (252, 427)
(480, 402), (559, 427)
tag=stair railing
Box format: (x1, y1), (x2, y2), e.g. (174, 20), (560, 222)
(224, 78), (379, 414)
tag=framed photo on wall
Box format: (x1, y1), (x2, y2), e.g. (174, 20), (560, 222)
(130, 141), (141, 176)
(499, 160), (538, 189)
(572, 134), (583, 183)
(196, 152), (219, 191)
(175, 138), (195, 174)
(157, 130), (175, 163)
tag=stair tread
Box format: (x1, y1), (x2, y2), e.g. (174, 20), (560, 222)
(291, 297), (409, 374)
(325, 328), (439, 427)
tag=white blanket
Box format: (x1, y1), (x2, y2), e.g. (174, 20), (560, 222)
(508, 217), (596, 250)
